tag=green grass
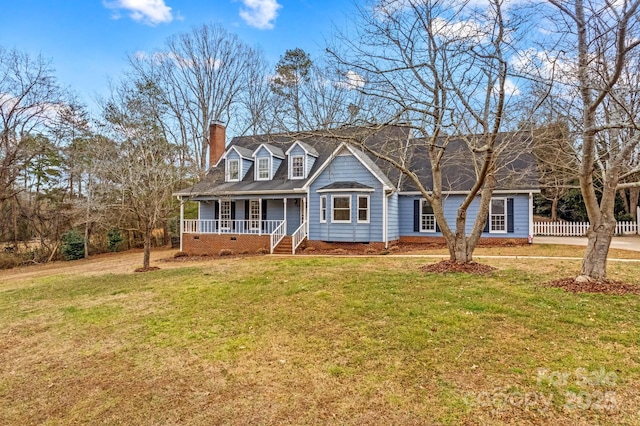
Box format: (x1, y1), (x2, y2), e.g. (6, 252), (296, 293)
(1, 256), (639, 425)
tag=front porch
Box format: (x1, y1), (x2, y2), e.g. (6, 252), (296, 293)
(180, 219), (307, 254)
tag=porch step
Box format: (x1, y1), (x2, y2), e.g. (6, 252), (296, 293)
(273, 236), (293, 254)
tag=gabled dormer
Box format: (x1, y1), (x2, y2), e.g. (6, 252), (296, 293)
(252, 143), (284, 181)
(285, 140), (319, 180)
(222, 146), (253, 182)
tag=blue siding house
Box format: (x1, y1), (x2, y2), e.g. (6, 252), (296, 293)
(175, 123), (539, 254)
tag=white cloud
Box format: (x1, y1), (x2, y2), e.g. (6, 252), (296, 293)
(239, 0), (281, 30)
(104, 0), (173, 25)
(337, 70), (366, 90)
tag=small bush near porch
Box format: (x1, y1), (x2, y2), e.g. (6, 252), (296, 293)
(1, 254), (639, 424)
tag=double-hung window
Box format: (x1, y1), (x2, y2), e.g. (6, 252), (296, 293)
(357, 195), (369, 223)
(320, 196), (327, 223)
(490, 198), (507, 233)
(257, 158), (269, 180)
(291, 156), (304, 179)
(332, 195), (351, 223)
(421, 200), (436, 232)
(227, 159), (239, 181)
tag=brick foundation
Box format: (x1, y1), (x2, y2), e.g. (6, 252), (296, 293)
(182, 234), (270, 256)
(302, 240), (399, 253)
(399, 236), (529, 246)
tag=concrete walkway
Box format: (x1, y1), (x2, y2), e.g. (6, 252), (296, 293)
(534, 235), (640, 252)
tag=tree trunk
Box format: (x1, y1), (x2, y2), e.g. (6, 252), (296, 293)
(143, 230), (151, 269)
(630, 188), (639, 221)
(579, 221), (616, 281)
(551, 196), (558, 222)
(447, 234), (474, 263)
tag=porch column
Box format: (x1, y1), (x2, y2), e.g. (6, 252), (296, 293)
(179, 197), (184, 252)
(529, 192), (534, 241)
(284, 198), (287, 235)
(217, 199), (221, 235)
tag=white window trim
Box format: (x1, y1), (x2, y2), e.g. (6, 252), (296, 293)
(256, 157), (270, 181)
(357, 195), (370, 224)
(490, 197), (508, 234)
(331, 195), (351, 223)
(227, 158), (240, 182)
(420, 199), (436, 233)
(290, 155), (305, 180)
(320, 195), (327, 223)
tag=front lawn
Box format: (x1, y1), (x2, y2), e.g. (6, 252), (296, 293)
(1, 255), (639, 425)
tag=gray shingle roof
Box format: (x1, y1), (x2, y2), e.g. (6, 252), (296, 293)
(175, 126), (539, 197)
(319, 181), (374, 191)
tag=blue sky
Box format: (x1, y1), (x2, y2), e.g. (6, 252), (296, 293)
(0, 0), (356, 111)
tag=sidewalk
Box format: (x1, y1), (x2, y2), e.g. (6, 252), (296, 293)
(534, 235), (640, 252)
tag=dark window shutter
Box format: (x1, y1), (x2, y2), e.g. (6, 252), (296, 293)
(484, 214), (490, 233)
(244, 200), (250, 220)
(413, 200), (420, 232)
(507, 198), (514, 233)
(231, 201), (236, 230)
(435, 220), (440, 233)
(214, 201), (219, 220)
(262, 199), (268, 231)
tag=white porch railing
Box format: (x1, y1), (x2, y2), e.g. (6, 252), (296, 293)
(182, 219), (283, 235)
(291, 220), (307, 254)
(533, 221), (638, 236)
(270, 220), (287, 254)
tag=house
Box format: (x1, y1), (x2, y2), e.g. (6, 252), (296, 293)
(174, 123), (540, 255)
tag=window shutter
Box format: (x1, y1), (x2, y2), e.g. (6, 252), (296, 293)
(413, 200), (420, 232)
(262, 199), (268, 231)
(507, 198), (514, 233)
(214, 201), (219, 220)
(483, 214), (490, 233)
(244, 200), (250, 220)
(231, 201), (236, 230)
(435, 220), (440, 233)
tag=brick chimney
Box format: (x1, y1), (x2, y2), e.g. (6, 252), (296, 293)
(209, 121), (226, 169)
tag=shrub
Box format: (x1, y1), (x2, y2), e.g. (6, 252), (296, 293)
(108, 229), (124, 252)
(61, 230), (85, 261)
(173, 251), (188, 258)
(0, 253), (19, 270)
(219, 248), (233, 256)
(256, 247), (269, 255)
(239, 249), (249, 255)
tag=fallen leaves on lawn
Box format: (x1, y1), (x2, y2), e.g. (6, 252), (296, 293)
(545, 278), (640, 295)
(420, 260), (496, 275)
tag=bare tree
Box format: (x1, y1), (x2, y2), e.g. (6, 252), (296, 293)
(129, 24), (265, 173)
(546, 0), (640, 280)
(0, 46), (68, 252)
(328, 0), (531, 263)
(100, 80), (180, 269)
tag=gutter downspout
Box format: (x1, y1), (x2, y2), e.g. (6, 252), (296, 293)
(528, 192), (534, 244)
(383, 189), (389, 249)
(179, 196), (184, 252)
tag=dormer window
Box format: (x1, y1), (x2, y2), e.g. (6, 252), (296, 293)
(227, 159), (239, 181)
(291, 156), (305, 179)
(257, 157), (270, 180)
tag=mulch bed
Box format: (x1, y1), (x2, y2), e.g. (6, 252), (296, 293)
(134, 266), (161, 272)
(544, 278), (640, 295)
(420, 260), (496, 274)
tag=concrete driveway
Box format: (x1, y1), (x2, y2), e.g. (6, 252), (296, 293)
(534, 235), (640, 252)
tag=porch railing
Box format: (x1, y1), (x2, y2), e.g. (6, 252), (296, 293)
(270, 220), (287, 254)
(182, 219), (283, 235)
(291, 221), (307, 254)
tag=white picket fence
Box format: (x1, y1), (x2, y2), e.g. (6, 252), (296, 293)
(534, 221), (638, 236)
